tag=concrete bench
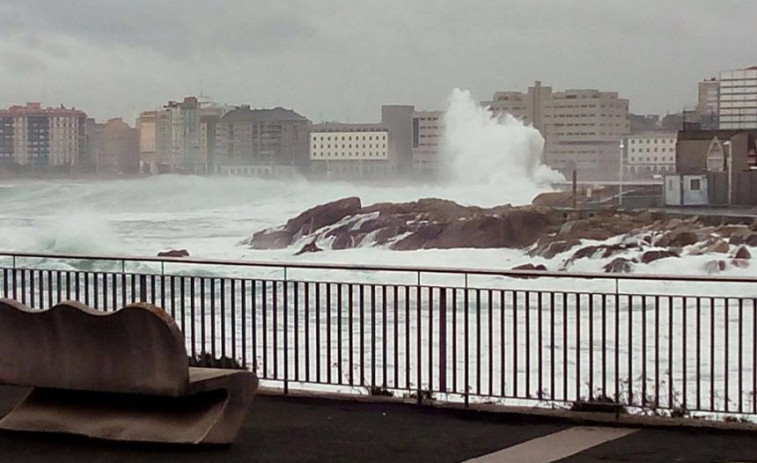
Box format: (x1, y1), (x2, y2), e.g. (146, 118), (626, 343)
(0, 298), (258, 445)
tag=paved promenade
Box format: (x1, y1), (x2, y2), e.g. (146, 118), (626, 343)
(1, 386), (757, 462)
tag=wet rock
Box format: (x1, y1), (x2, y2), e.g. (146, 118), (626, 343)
(511, 263), (547, 271)
(157, 249), (190, 258)
(603, 257), (636, 273)
(294, 240), (322, 256)
(704, 260), (728, 274)
(530, 239), (581, 259)
(249, 229), (292, 250)
(641, 249), (679, 264)
(733, 245), (752, 260)
(732, 259), (750, 269)
(250, 197), (362, 249)
(654, 230), (698, 248)
(701, 239), (730, 254)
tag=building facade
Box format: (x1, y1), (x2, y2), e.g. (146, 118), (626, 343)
(485, 81), (629, 181)
(309, 124), (390, 178)
(412, 110), (444, 175)
(674, 129), (757, 206)
(697, 78), (720, 130)
(214, 105), (310, 176)
(718, 67), (757, 130)
(86, 118), (139, 175)
(0, 103), (86, 170)
(624, 132), (677, 179)
(138, 97), (227, 174)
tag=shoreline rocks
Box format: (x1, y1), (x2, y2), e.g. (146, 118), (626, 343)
(244, 196), (757, 274)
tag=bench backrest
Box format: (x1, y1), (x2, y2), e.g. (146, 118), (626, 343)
(0, 299), (190, 396)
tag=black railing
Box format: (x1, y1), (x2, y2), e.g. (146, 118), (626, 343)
(0, 251), (756, 417)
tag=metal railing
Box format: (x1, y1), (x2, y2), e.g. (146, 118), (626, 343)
(1, 251), (756, 417)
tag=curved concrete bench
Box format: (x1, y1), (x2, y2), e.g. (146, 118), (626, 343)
(0, 299), (258, 445)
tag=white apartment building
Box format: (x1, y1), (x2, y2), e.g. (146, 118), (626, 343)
(719, 67), (757, 130)
(412, 110), (444, 174)
(309, 124), (390, 178)
(624, 132), (677, 179)
(486, 81), (629, 181)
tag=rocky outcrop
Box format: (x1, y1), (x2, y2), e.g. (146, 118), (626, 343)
(244, 197), (757, 274)
(247, 197), (362, 250)
(247, 197), (556, 252)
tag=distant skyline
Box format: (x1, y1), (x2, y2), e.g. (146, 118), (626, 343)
(0, 0), (755, 124)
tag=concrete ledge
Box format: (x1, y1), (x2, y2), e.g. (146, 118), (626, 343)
(257, 387), (757, 434)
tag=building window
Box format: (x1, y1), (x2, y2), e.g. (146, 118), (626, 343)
(690, 178), (701, 191)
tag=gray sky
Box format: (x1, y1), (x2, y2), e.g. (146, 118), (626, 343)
(0, 0), (754, 124)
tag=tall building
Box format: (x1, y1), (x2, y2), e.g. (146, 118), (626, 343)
(697, 78), (720, 130)
(412, 110), (445, 175)
(309, 123), (390, 179)
(718, 67), (757, 130)
(138, 97), (227, 174)
(86, 118), (139, 175)
(0, 103), (86, 170)
(380, 105), (415, 174)
(214, 105), (310, 176)
(485, 81), (630, 181)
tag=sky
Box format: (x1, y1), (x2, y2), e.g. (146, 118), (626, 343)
(0, 0), (755, 125)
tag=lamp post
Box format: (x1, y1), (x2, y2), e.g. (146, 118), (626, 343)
(619, 140), (625, 207)
(723, 140), (733, 206)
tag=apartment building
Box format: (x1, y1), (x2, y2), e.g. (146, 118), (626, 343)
(718, 67), (757, 130)
(214, 105), (310, 176)
(138, 97), (227, 174)
(624, 132), (677, 179)
(485, 81), (630, 181)
(86, 118), (139, 175)
(0, 103), (86, 170)
(309, 123), (389, 178)
(412, 110), (444, 174)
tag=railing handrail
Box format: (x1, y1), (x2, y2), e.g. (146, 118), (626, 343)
(0, 250), (755, 284)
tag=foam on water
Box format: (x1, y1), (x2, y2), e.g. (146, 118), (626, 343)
(0, 90), (753, 277)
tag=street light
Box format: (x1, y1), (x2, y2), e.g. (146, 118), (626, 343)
(723, 140), (733, 206)
(619, 140), (625, 207)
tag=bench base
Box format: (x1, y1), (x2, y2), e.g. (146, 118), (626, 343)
(0, 371), (257, 445)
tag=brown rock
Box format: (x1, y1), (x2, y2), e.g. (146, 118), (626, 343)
(603, 257), (636, 273)
(732, 259), (750, 269)
(249, 229), (292, 250)
(733, 245), (751, 260)
(285, 196), (362, 237)
(641, 249), (679, 264)
(511, 263), (547, 271)
(294, 240), (322, 256)
(157, 249), (190, 258)
(654, 230), (698, 248)
(540, 240), (582, 259)
(702, 239), (730, 254)
(704, 260), (727, 274)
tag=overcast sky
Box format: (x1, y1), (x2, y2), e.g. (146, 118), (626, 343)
(0, 0), (754, 124)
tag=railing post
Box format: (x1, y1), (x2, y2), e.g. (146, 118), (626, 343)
(464, 272), (470, 408)
(416, 270), (422, 405)
(139, 274), (147, 302)
(439, 286), (447, 394)
(283, 265), (289, 395)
